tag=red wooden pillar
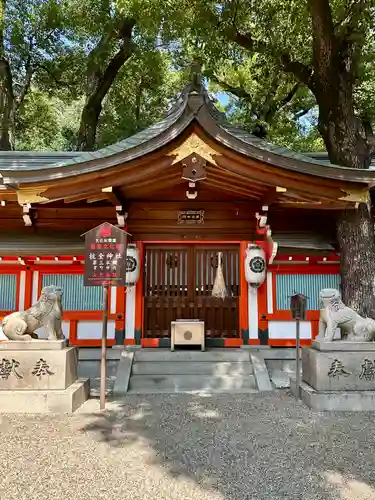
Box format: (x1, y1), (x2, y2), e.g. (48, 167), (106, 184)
(115, 285), (126, 344)
(134, 241), (144, 345)
(239, 241), (249, 345)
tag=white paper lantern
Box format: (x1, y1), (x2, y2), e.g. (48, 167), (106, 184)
(245, 244), (266, 288)
(125, 244), (140, 286)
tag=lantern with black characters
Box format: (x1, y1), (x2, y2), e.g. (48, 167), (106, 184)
(125, 244), (140, 286)
(244, 244), (266, 288)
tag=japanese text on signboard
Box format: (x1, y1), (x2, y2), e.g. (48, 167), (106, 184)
(83, 223), (128, 286)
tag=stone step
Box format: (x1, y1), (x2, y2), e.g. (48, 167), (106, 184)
(132, 361), (253, 376)
(127, 387), (259, 394)
(134, 348), (249, 363)
(128, 374), (257, 392)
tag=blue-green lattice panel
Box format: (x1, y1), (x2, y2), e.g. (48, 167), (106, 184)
(276, 274), (340, 311)
(0, 274), (17, 310)
(41, 274), (102, 311)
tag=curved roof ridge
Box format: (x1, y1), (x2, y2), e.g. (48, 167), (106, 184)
(2, 82), (375, 186)
(42, 83), (211, 172)
(217, 120), (335, 168)
(18, 92), (191, 172)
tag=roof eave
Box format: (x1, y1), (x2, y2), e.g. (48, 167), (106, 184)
(194, 106), (375, 185)
(1, 85), (375, 186)
(1, 113), (196, 185)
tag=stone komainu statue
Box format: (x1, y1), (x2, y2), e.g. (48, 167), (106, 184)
(1, 285), (64, 341)
(318, 288), (375, 342)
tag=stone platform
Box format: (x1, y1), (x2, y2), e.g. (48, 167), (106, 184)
(0, 339), (68, 350)
(312, 339), (375, 352)
(298, 381), (375, 411)
(300, 341), (375, 411)
(0, 379), (89, 413)
(0, 340), (89, 413)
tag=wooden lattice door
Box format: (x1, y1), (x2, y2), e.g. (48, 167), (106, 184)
(143, 245), (239, 339)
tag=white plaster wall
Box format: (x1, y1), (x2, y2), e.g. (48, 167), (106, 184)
(268, 320), (312, 339)
(77, 320), (115, 340)
(32, 271), (39, 303)
(125, 286), (136, 339)
(267, 272), (273, 314)
(18, 270), (26, 310)
(248, 286), (258, 339)
(0, 326), (7, 340)
(110, 287), (117, 314)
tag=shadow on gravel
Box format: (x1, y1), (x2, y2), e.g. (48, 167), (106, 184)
(80, 391), (375, 500)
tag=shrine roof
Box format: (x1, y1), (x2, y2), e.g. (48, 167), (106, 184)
(0, 151), (78, 174)
(306, 151), (375, 169)
(1, 83), (375, 185)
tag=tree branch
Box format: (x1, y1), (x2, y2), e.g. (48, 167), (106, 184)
(38, 64), (80, 88)
(89, 20), (135, 104)
(0, 57), (14, 150)
(335, 1), (370, 82)
(227, 27), (268, 54)
(226, 25), (314, 89)
(278, 82), (301, 109)
(14, 38), (35, 109)
(259, 76), (279, 121)
(279, 54), (314, 88)
(263, 82), (303, 122)
(295, 107), (313, 119)
(210, 74), (252, 101)
(76, 17), (136, 150)
(0, 0), (6, 59)
(335, 0), (370, 42)
(16, 64), (34, 109)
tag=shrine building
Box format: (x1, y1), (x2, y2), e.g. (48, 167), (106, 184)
(0, 83), (374, 348)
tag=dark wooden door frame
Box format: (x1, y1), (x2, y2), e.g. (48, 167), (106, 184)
(143, 242), (240, 338)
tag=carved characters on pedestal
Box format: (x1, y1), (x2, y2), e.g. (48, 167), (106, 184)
(32, 359), (55, 379)
(359, 359), (375, 381)
(328, 359), (351, 378)
(0, 358), (23, 379)
(326, 357), (375, 382)
(0, 357), (55, 382)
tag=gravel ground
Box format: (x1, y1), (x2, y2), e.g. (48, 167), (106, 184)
(1, 391), (375, 500)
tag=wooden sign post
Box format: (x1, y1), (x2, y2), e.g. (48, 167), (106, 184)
(82, 222), (129, 410)
(290, 293), (307, 401)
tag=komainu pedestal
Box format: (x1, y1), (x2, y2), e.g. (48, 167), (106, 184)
(0, 340), (89, 413)
(298, 340), (375, 411)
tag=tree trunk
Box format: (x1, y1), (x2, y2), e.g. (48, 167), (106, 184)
(0, 57), (13, 150)
(317, 87), (375, 317)
(76, 100), (103, 152)
(226, 0), (375, 316)
(337, 205), (375, 318)
(337, 204), (375, 317)
(316, 79), (371, 169)
(0, 0), (13, 150)
(307, 0), (375, 317)
(76, 18), (135, 151)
